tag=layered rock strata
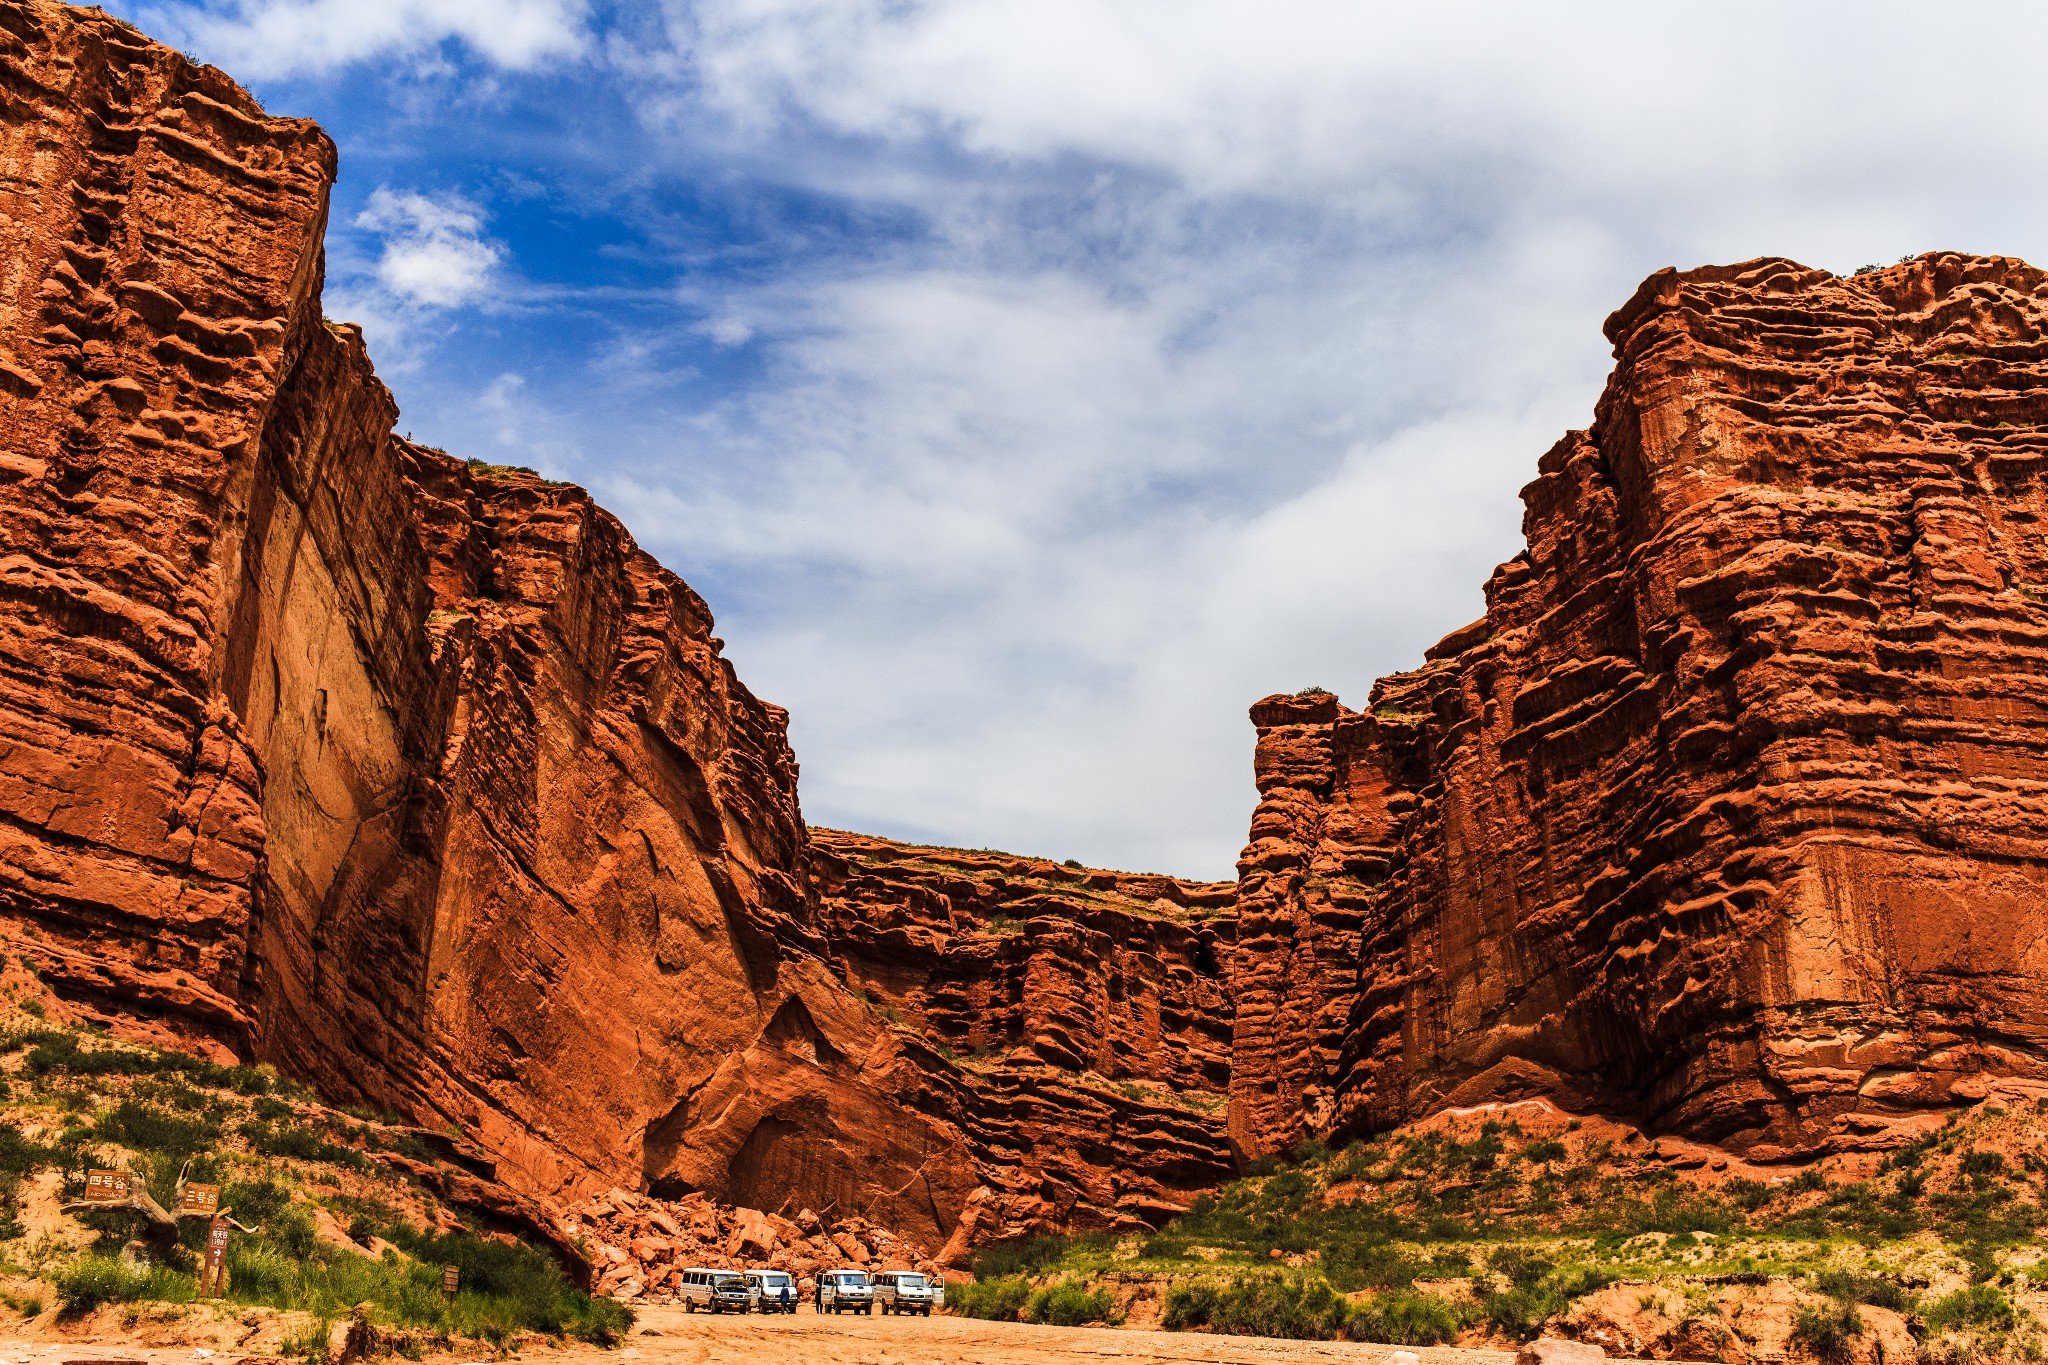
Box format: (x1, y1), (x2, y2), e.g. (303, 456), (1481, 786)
(0, 0), (868, 1208)
(804, 829), (1238, 1235)
(1233, 255), (2048, 1162)
(0, 0), (1238, 1252)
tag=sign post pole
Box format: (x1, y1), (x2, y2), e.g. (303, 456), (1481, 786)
(202, 1215), (231, 1298)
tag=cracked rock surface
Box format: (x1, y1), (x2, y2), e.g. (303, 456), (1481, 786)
(1229, 255), (2048, 1163)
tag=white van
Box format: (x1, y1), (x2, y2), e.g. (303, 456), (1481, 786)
(816, 1268), (873, 1314)
(678, 1267), (753, 1313)
(746, 1269), (798, 1313)
(870, 1269), (940, 1316)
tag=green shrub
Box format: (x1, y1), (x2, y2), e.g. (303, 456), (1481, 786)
(1162, 1280), (1222, 1331)
(1959, 1151), (2005, 1178)
(1348, 1288), (1467, 1345)
(54, 1255), (191, 1315)
(1489, 1244), (1554, 1290)
(95, 1101), (211, 1158)
(1481, 1285), (1560, 1339)
(972, 1235), (1076, 1280)
(1023, 1277), (1119, 1327)
(1814, 1268), (1913, 1312)
(1924, 1284), (2016, 1333)
(1791, 1299), (1863, 1364)
(12, 1029), (280, 1096)
(239, 1118), (369, 1169)
(949, 1276), (1032, 1321)
(1322, 1239), (1417, 1292)
(1161, 1273), (1353, 1340)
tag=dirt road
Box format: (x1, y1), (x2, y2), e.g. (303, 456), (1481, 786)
(0, 1305), (1546, 1365)
(556, 1305), (1527, 1365)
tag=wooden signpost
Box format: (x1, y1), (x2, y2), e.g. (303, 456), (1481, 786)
(441, 1264), (461, 1296)
(177, 1182), (221, 1218)
(200, 1215), (231, 1297)
(83, 1169), (132, 1203)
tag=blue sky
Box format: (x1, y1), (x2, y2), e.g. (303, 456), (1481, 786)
(109, 0), (2048, 877)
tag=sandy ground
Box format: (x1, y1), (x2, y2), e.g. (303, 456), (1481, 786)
(561, 1305), (1526, 1365)
(0, 1305), (1539, 1365)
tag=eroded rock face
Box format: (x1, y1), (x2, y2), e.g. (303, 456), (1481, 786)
(1233, 255), (2048, 1162)
(0, 0), (867, 1216)
(0, 0), (1239, 1250)
(805, 829), (1238, 1237)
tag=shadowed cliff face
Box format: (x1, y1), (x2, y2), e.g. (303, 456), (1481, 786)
(804, 829), (1238, 1236)
(0, 0), (835, 1211)
(1230, 255), (2048, 1163)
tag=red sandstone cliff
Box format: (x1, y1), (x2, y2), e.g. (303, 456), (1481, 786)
(0, 0), (1235, 1252)
(0, 0), (839, 1205)
(13, 0), (2048, 1261)
(1232, 255), (2048, 1164)
(805, 829), (1237, 1234)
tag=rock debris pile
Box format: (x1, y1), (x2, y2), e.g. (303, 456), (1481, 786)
(567, 1188), (943, 1302)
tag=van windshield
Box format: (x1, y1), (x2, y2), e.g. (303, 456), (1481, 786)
(896, 1274), (926, 1288)
(713, 1275), (745, 1289)
(833, 1274), (867, 1286)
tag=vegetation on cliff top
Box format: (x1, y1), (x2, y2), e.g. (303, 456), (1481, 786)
(958, 1100), (2048, 1360)
(0, 973), (628, 1358)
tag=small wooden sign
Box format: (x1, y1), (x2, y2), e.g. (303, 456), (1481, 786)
(177, 1183), (221, 1217)
(83, 1169), (131, 1203)
(202, 1216), (231, 1297)
(441, 1264), (460, 1296)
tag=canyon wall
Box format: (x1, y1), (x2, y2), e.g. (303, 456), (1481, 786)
(1232, 255), (2048, 1163)
(0, 0), (1235, 1251)
(0, 0), (843, 1208)
(13, 0), (2048, 1261)
(806, 829), (1237, 1235)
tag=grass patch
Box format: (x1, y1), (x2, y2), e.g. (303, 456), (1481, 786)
(1161, 1272), (1355, 1340)
(1790, 1299), (1863, 1365)
(1022, 1277), (1120, 1327)
(5, 1021), (627, 1349)
(948, 1276), (1032, 1321)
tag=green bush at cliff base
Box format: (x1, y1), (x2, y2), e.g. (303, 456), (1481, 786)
(1347, 1287), (1468, 1345)
(1925, 1284), (2017, 1334)
(54, 1257), (192, 1315)
(1023, 1276), (1120, 1327)
(972, 1233), (1112, 1279)
(1161, 1272), (1355, 1340)
(1790, 1299), (1864, 1365)
(948, 1275), (1033, 1321)
(55, 1223), (628, 1345)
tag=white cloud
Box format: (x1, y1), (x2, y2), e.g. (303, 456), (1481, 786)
(150, 0), (588, 78)
(126, 0), (2048, 875)
(354, 189), (503, 309)
(584, 0), (2048, 876)
(704, 316), (754, 347)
